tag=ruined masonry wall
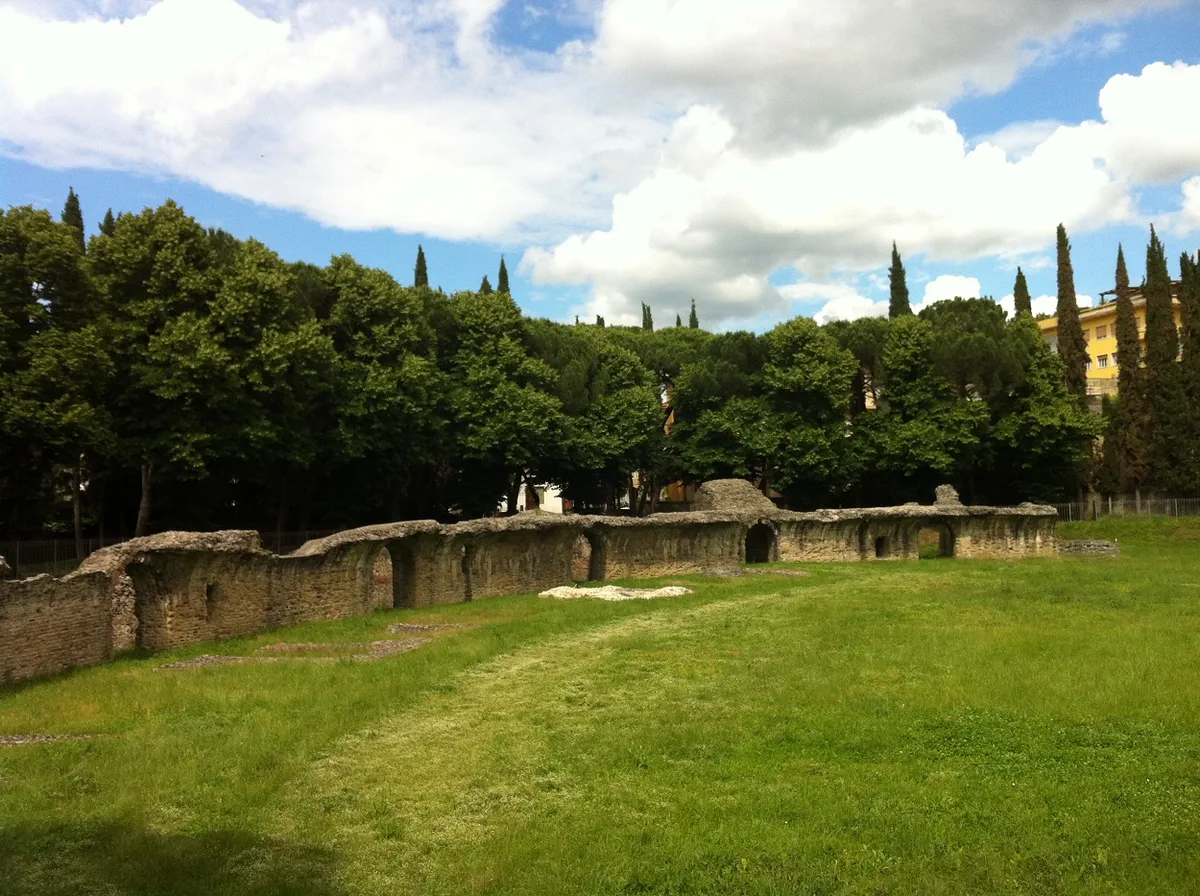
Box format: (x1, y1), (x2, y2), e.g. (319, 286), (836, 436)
(0, 482), (1059, 684)
(0, 571), (112, 684)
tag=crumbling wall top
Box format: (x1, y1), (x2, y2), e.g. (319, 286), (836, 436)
(77, 530), (268, 576)
(691, 479), (778, 515)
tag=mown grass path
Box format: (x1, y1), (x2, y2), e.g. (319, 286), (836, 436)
(2, 518), (1199, 894)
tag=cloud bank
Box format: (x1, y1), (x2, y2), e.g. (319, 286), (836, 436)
(1, 0), (1198, 327)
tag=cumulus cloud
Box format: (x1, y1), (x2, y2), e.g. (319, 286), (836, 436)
(593, 0), (1173, 146)
(918, 275), (983, 309)
(0, 0), (659, 241)
(1, 0), (1199, 328)
(777, 281), (888, 325)
(524, 102), (1139, 327)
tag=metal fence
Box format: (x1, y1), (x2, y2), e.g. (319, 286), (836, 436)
(0, 529), (340, 579)
(1053, 497), (1200, 521)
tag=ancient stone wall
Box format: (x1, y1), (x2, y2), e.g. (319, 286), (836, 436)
(0, 481), (1060, 684)
(0, 571), (113, 683)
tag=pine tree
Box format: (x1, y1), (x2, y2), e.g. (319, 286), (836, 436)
(688, 299), (699, 329)
(888, 242), (911, 318)
(1109, 243), (1148, 493)
(676, 313), (683, 327)
(1142, 226), (1188, 493)
(61, 187), (85, 253)
(1054, 224), (1088, 406)
(1012, 267), (1032, 317)
(414, 245), (428, 288)
(99, 208), (116, 237)
(497, 256), (509, 293)
(479, 275), (493, 294)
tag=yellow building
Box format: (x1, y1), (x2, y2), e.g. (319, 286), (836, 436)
(1038, 283), (1183, 402)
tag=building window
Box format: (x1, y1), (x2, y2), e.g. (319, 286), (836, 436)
(1085, 360), (1092, 371)
(1096, 325), (1107, 339)
(1098, 355), (1108, 369)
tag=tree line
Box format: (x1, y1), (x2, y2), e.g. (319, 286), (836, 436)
(1, 193), (1102, 545)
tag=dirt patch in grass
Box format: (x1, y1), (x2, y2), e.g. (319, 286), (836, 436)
(157, 638), (432, 670)
(0, 733), (103, 747)
(387, 622), (475, 634)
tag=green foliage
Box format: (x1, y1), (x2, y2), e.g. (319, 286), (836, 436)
(0, 194), (1109, 534)
(98, 208), (116, 238)
(1107, 244), (1148, 493)
(888, 242), (911, 318)
(1055, 223), (1089, 406)
(60, 187), (85, 254)
(1012, 266), (1031, 317)
(413, 244), (428, 288)
(1141, 228), (1192, 494)
(479, 274), (493, 294)
(497, 255), (509, 294)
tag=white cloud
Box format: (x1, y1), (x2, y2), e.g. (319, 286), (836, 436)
(0, 0), (1198, 328)
(919, 275), (982, 309)
(525, 104), (1136, 326)
(1097, 61), (1200, 182)
(593, 0), (1172, 146)
(997, 293), (1076, 318)
(778, 281), (888, 325)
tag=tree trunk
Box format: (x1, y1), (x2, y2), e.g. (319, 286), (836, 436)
(72, 462), (84, 560)
(134, 462), (153, 538)
(506, 471), (522, 515)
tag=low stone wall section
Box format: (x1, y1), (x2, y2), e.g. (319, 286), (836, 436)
(0, 481), (1060, 684)
(0, 570), (112, 683)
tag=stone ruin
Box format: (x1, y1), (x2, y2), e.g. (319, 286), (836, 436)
(0, 481), (1058, 684)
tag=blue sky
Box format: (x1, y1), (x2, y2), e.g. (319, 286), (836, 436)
(2, 0), (1199, 329)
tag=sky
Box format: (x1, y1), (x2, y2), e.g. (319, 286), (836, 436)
(2, 0), (1199, 331)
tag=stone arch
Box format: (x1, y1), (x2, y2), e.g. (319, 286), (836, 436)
(745, 522), (776, 563)
(571, 529), (606, 581)
(384, 541), (416, 608)
(916, 520), (955, 559)
(873, 535), (891, 559)
(368, 546), (393, 609)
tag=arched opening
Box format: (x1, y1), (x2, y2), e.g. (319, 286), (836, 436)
(918, 523), (955, 559)
(745, 523), (776, 564)
(873, 536), (890, 559)
(570, 534), (592, 582)
(387, 543), (415, 608)
(370, 547), (393, 608)
(461, 543), (475, 601)
(204, 583), (221, 622)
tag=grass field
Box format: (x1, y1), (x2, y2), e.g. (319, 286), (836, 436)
(2, 517), (1199, 895)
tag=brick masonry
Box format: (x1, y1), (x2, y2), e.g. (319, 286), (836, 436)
(0, 481), (1058, 684)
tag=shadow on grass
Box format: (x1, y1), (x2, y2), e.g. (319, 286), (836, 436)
(0, 822), (344, 896)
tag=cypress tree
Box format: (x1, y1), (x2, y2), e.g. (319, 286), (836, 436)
(676, 313), (683, 327)
(1142, 226), (1188, 492)
(1054, 224), (1089, 406)
(642, 303), (653, 331)
(497, 256), (509, 293)
(1179, 251), (1200, 492)
(479, 275), (493, 294)
(1110, 243), (1148, 493)
(99, 208), (116, 237)
(61, 187), (85, 253)
(1013, 267), (1032, 317)
(888, 242), (911, 318)
(596, 314), (605, 328)
(688, 299), (699, 329)
(414, 245), (428, 288)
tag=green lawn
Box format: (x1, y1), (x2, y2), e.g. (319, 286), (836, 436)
(2, 518), (1199, 895)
